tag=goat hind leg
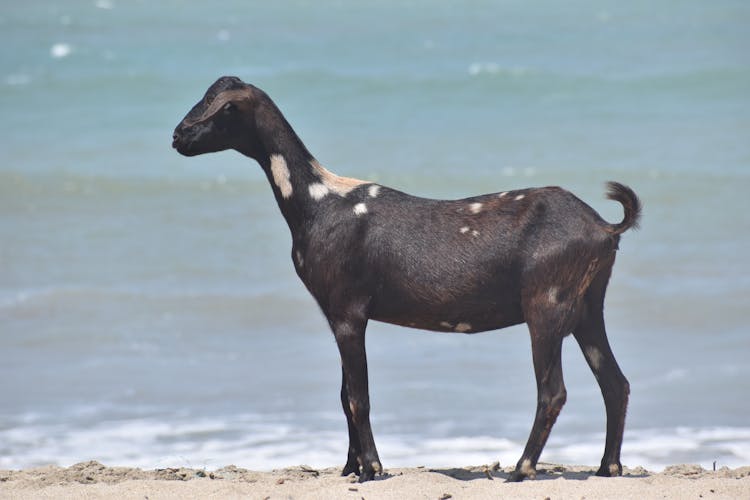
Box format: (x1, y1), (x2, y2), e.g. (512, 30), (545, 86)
(573, 306), (629, 477)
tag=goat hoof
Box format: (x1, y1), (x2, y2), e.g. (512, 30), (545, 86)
(596, 462), (622, 477)
(356, 460), (382, 483)
(341, 462), (360, 477)
(505, 471), (527, 483)
(506, 459), (536, 482)
(358, 469), (375, 482)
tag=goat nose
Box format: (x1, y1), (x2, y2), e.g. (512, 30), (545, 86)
(172, 132), (181, 149)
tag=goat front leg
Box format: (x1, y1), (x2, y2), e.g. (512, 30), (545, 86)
(340, 366), (362, 476)
(331, 313), (382, 482)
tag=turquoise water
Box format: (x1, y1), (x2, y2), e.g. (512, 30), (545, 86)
(1, 1), (749, 471)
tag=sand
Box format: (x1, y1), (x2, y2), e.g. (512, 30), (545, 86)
(1, 462), (749, 499)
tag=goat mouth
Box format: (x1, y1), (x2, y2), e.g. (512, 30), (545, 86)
(172, 135), (196, 156)
(173, 139), (198, 156)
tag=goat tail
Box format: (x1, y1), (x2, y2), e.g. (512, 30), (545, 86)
(604, 181), (642, 235)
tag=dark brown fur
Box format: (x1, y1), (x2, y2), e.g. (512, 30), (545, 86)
(173, 77), (642, 482)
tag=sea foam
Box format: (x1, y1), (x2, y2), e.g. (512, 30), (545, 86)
(1, 408), (748, 472)
(50, 43), (72, 59)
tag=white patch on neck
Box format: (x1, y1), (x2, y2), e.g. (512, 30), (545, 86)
(454, 322), (472, 333)
(353, 203), (368, 215)
(368, 184), (381, 198)
(310, 159), (368, 196)
(308, 182), (329, 200)
(514, 194), (525, 201)
(469, 202), (483, 214)
(270, 154), (293, 199)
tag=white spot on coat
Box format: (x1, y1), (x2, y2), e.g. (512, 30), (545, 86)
(368, 185), (381, 198)
(547, 286), (559, 304)
(353, 203), (368, 215)
(514, 194), (525, 201)
(585, 346), (604, 371)
(471, 230), (480, 237)
(498, 192), (508, 198)
(460, 226), (470, 234)
(311, 160), (368, 196)
(469, 202), (483, 214)
(270, 155), (293, 199)
(440, 321), (453, 329)
(454, 322), (472, 333)
(295, 250), (304, 267)
(308, 182), (329, 200)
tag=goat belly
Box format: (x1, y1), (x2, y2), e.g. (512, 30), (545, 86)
(368, 286), (524, 333)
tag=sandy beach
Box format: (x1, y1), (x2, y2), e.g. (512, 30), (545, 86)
(2, 461), (748, 499)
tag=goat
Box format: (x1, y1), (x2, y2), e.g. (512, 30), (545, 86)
(172, 76), (641, 483)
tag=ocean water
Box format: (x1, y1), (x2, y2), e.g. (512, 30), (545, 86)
(1, 1), (749, 472)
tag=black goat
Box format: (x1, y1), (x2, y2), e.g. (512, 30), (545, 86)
(172, 76), (641, 483)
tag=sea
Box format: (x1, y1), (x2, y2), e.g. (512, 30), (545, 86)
(1, 1), (749, 473)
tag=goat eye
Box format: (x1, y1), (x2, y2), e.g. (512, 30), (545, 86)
(222, 102), (235, 114)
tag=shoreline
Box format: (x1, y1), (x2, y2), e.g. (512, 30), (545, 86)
(2, 462), (748, 499)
